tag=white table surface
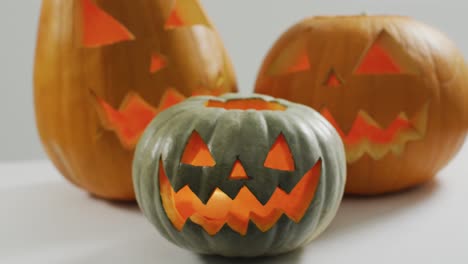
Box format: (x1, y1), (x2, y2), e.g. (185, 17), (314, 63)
(1, 144), (467, 264)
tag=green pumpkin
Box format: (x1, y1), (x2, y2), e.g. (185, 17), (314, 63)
(133, 94), (346, 257)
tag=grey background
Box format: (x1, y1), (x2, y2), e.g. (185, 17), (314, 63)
(1, 0), (467, 161)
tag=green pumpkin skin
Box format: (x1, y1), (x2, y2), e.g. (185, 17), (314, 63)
(133, 94), (346, 257)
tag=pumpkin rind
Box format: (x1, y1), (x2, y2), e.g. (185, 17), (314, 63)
(255, 15), (468, 195)
(34, 0), (237, 200)
(133, 94), (346, 257)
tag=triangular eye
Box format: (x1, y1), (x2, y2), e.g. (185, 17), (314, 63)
(150, 53), (168, 73)
(165, 6), (185, 28)
(264, 133), (295, 171)
(181, 131), (216, 167)
(267, 37), (310, 76)
(164, 0), (210, 29)
(354, 30), (418, 75)
(81, 0), (135, 47)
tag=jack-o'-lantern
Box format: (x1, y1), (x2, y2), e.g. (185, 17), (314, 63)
(34, 0), (237, 200)
(255, 15), (468, 195)
(133, 94), (346, 257)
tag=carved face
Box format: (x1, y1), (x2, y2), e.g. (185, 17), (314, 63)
(255, 16), (468, 194)
(133, 94), (346, 257)
(81, 0), (236, 149)
(34, 0), (236, 199)
(160, 130), (323, 236)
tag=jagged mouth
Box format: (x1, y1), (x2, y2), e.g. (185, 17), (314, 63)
(159, 160), (322, 236)
(321, 102), (430, 163)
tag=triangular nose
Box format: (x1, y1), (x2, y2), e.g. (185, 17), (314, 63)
(229, 159), (250, 180)
(325, 70), (342, 87)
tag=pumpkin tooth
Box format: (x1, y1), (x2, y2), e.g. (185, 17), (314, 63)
(251, 185), (278, 206)
(250, 209), (283, 233)
(92, 89), (186, 149)
(196, 187), (219, 205)
(346, 120), (425, 162)
(159, 159), (321, 235)
(411, 102), (430, 135)
(225, 211), (251, 236)
(323, 101), (430, 162)
(398, 112), (409, 121)
(219, 183), (244, 200)
(91, 91), (158, 149)
(190, 214), (226, 236)
(354, 110), (381, 129)
(183, 218), (226, 236)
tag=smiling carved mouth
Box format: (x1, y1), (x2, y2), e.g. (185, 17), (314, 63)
(321, 102), (430, 163)
(159, 160), (322, 236)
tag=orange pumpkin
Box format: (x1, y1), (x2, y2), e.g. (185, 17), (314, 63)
(34, 0), (237, 200)
(255, 15), (468, 195)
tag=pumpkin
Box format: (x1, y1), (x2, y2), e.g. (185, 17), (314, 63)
(255, 15), (468, 195)
(34, 0), (237, 200)
(133, 94), (346, 257)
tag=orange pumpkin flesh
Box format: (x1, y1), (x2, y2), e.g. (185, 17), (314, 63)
(255, 15), (468, 195)
(93, 89), (186, 149)
(228, 160), (250, 180)
(93, 92), (158, 149)
(205, 99), (287, 111)
(35, 0), (237, 200)
(325, 70), (343, 87)
(321, 102), (429, 163)
(180, 131), (217, 167)
(149, 53), (168, 73)
(263, 134), (296, 171)
(160, 159), (321, 236)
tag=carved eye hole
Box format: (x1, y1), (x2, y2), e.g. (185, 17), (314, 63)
(81, 0), (135, 47)
(164, 0), (211, 29)
(354, 30), (419, 75)
(181, 131), (216, 167)
(264, 133), (295, 171)
(266, 37), (311, 76)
